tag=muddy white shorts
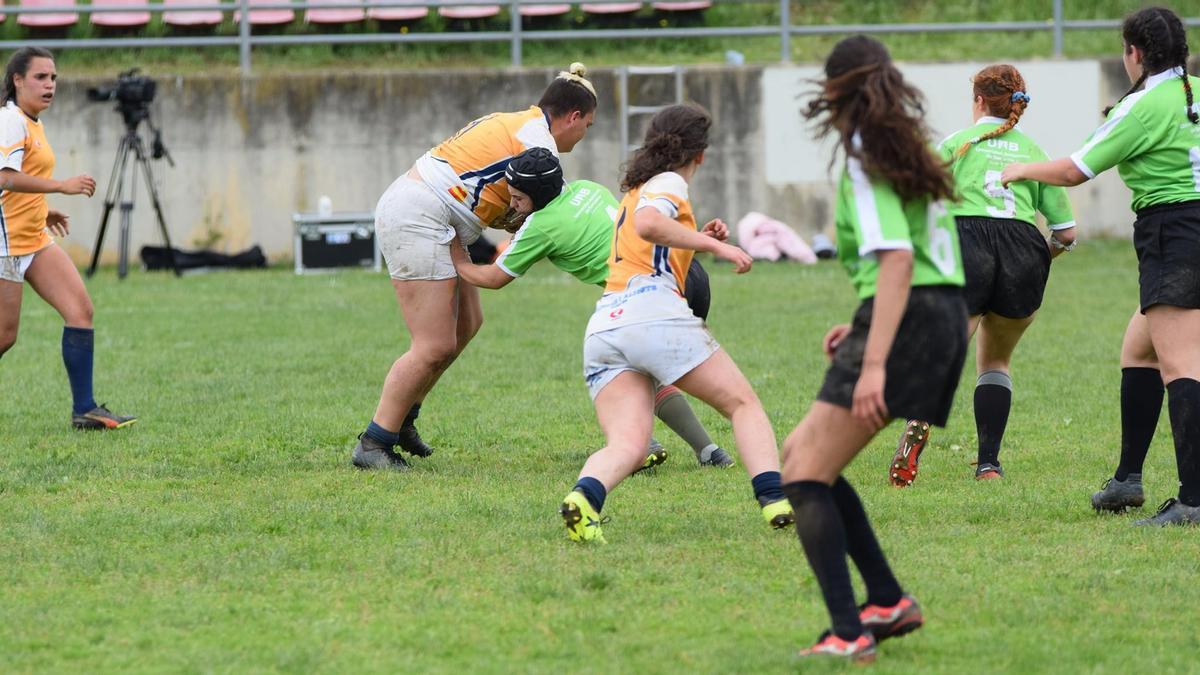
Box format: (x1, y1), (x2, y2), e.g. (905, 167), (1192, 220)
(0, 251), (37, 283)
(582, 315), (721, 400)
(375, 175), (464, 281)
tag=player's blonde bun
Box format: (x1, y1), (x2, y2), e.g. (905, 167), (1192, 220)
(557, 62), (596, 98)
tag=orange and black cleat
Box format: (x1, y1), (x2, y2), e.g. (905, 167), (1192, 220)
(860, 594), (924, 643)
(72, 404), (138, 430)
(797, 630), (877, 664)
(889, 420), (931, 487)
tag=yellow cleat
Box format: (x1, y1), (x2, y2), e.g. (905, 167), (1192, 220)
(560, 490), (608, 544)
(761, 498), (795, 529)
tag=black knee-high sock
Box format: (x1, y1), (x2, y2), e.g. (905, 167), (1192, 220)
(1166, 379), (1200, 507)
(831, 477), (902, 607)
(782, 480), (862, 640)
(975, 370), (1012, 467)
(1116, 367), (1165, 481)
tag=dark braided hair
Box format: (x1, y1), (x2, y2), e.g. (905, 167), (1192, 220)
(956, 64), (1030, 158)
(3, 47), (53, 104)
(805, 35), (954, 203)
(620, 103), (710, 192)
(1104, 6), (1197, 124)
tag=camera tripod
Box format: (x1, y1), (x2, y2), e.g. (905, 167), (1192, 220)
(86, 123), (179, 279)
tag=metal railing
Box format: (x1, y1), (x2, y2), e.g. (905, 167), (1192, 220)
(1, 0), (1198, 74)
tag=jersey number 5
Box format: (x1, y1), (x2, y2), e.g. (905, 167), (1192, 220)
(984, 170), (1016, 219)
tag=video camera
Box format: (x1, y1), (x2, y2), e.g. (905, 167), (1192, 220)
(85, 68), (170, 164)
(86, 68), (159, 131)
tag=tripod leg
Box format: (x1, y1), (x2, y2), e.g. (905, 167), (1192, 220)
(132, 138), (180, 277)
(88, 135), (134, 277)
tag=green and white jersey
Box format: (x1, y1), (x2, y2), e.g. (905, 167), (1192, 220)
(938, 117), (1075, 230)
(1070, 67), (1200, 213)
(836, 154), (965, 300)
(495, 180), (619, 286)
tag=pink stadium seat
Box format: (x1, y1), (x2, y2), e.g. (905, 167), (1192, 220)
(306, 0), (365, 24)
(519, 3), (569, 17)
(651, 0), (710, 10)
(91, 0), (152, 27)
(17, 0), (78, 28)
(163, 0), (223, 26)
(367, 5), (428, 21)
(580, 2), (641, 15)
(438, 5), (500, 20)
(234, 0), (296, 25)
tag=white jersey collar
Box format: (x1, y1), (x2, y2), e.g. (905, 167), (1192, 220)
(1145, 66), (1185, 90)
(977, 115), (1021, 129)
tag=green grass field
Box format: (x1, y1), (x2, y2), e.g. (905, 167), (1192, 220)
(2, 240), (1198, 673)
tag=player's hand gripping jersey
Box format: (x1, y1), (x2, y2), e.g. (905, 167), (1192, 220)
(0, 100), (53, 256)
(939, 117), (1075, 230)
(1070, 68), (1200, 212)
(836, 154), (964, 299)
(586, 172), (698, 335)
(495, 179), (618, 286)
(415, 106), (558, 243)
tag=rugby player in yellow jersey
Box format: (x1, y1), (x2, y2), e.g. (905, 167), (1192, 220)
(558, 104), (795, 544)
(0, 47), (137, 430)
(352, 64), (598, 470)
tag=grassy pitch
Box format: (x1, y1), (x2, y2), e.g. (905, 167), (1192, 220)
(2, 240), (1197, 673)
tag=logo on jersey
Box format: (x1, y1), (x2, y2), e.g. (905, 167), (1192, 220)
(609, 308), (624, 320)
(448, 185), (468, 202)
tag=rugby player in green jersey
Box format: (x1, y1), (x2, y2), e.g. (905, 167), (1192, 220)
(1002, 6), (1200, 526)
(890, 64), (1077, 486)
(783, 36), (967, 663)
(449, 148), (735, 470)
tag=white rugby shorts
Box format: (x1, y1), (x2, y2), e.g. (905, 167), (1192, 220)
(375, 175), (465, 281)
(582, 315), (720, 400)
(0, 251), (37, 283)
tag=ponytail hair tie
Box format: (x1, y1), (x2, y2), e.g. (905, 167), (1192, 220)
(1011, 91), (1030, 104)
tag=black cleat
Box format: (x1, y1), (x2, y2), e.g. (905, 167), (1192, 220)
(72, 404), (138, 430)
(1133, 498), (1200, 527)
(698, 445), (735, 468)
(351, 433), (410, 471)
(1091, 474), (1145, 513)
(397, 424), (435, 458)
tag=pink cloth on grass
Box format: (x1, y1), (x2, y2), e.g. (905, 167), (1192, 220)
(735, 212), (816, 263)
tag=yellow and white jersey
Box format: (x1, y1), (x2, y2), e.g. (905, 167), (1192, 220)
(0, 100), (53, 257)
(414, 106), (558, 240)
(586, 172), (698, 336)
(605, 171), (696, 294)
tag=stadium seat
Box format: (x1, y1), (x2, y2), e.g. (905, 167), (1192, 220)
(163, 0), (224, 27)
(91, 0), (152, 27)
(651, 0), (710, 10)
(306, 0), (365, 24)
(367, 5), (429, 22)
(580, 2), (641, 15)
(438, 5), (500, 20)
(519, 3), (570, 17)
(17, 0), (78, 28)
(234, 0), (296, 25)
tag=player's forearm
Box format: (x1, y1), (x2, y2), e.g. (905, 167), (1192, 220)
(862, 249), (913, 368)
(1011, 158), (1088, 187)
(0, 169), (61, 194)
(632, 209), (720, 254)
(456, 261), (513, 289)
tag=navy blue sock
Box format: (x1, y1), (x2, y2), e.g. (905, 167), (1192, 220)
(751, 470), (785, 506)
(403, 403), (422, 429)
(365, 420), (400, 447)
(573, 476), (607, 512)
(62, 327), (97, 415)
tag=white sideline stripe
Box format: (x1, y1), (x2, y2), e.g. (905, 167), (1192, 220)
(847, 153), (913, 257)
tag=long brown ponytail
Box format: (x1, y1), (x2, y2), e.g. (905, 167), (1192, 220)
(620, 103), (711, 192)
(805, 36), (955, 204)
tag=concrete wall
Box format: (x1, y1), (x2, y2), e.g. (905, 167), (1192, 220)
(48, 58), (1196, 263)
